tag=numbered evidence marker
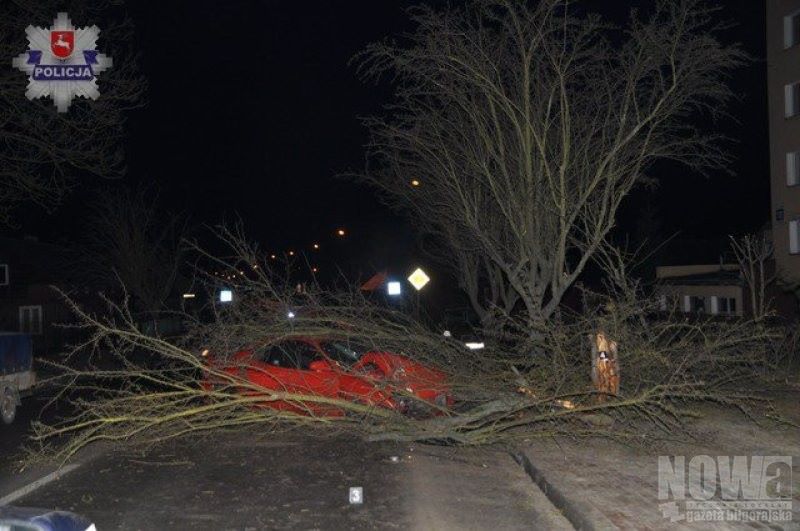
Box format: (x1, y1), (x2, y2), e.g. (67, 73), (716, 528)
(349, 486), (364, 505)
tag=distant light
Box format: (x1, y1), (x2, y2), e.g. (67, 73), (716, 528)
(287, 310), (296, 319)
(411, 179), (420, 187)
(407, 268), (431, 291)
(201, 349), (210, 358)
(312, 267), (319, 273)
(270, 254), (277, 260)
(443, 330), (452, 337)
(336, 228), (346, 237)
(387, 281), (402, 296)
(288, 250), (295, 256)
(252, 264), (258, 269)
(219, 289), (233, 303)
(465, 342), (485, 350)
(182, 293), (196, 299)
(313, 243), (320, 250)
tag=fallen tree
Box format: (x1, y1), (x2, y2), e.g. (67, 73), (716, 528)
(28, 229), (783, 464)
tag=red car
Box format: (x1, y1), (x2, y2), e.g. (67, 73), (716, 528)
(201, 337), (453, 416)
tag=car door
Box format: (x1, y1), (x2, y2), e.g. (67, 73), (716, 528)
(319, 340), (394, 409)
(249, 340), (338, 413)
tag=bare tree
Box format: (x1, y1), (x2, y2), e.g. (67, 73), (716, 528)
(356, 0), (744, 329)
(729, 232), (776, 322)
(78, 187), (187, 317)
(28, 228), (781, 463)
(0, 1), (145, 224)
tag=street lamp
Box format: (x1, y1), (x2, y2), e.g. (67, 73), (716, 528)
(387, 281), (402, 296)
(336, 228), (346, 237)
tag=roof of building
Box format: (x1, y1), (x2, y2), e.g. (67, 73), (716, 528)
(659, 268), (744, 287)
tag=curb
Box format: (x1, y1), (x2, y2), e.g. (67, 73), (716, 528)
(510, 449), (617, 531)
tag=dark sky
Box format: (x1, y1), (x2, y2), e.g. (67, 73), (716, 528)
(11, 1), (770, 276)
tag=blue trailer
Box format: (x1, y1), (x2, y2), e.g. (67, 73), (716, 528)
(0, 333), (36, 424)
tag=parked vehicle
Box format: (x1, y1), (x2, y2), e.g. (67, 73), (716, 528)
(201, 337), (453, 416)
(0, 506), (95, 531)
(0, 332), (36, 424)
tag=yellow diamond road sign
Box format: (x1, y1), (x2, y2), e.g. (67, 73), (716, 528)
(407, 268), (430, 291)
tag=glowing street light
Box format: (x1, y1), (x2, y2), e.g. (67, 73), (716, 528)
(407, 268), (430, 291)
(288, 250), (295, 256)
(387, 281), (402, 296)
(312, 243), (320, 250)
(336, 228), (346, 237)
(411, 179), (420, 187)
(219, 289), (233, 303)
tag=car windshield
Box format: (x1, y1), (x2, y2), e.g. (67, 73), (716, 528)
(320, 341), (370, 366)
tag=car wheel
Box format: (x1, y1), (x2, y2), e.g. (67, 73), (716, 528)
(1, 387), (17, 425)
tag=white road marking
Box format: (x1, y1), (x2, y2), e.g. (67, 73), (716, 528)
(0, 464), (80, 505)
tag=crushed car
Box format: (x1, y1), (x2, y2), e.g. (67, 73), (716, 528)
(201, 337), (453, 416)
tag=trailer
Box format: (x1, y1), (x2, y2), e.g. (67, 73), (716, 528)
(0, 333), (36, 424)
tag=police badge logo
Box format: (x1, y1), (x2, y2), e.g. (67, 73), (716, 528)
(50, 30), (75, 59)
(12, 13), (113, 112)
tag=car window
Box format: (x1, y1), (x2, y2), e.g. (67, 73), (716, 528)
(266, 340), (319, 370)
(320, 341), (368, 367)
(251, 345), (271, 363)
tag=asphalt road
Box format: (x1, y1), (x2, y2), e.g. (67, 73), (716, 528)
(2, 430), (572, 530)
(0, 395), (50, 472)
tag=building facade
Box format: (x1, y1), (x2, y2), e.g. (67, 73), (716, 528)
(0, 237), (87, 357)
(656, 264), (745, 317)
(768, 0), (800, 284)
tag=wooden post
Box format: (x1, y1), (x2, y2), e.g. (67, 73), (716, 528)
(590, 331), (620, 403)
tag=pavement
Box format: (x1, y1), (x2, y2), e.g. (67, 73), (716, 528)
(4, 392), (797, 529)
(0, 392), (70, 475)
(518, 395), (800, 530)
(1, 429), (572, 530)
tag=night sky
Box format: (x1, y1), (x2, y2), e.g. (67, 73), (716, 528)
(8, 1), (770, 279)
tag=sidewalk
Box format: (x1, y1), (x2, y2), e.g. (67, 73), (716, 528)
(519, 396), (800, 530)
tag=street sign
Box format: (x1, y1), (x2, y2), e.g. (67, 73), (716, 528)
(407, 268), (430, 291)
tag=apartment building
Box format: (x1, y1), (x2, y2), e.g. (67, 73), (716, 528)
(768, 0), (800, 283)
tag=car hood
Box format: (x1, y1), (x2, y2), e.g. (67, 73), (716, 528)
(358, 352), (447, 388)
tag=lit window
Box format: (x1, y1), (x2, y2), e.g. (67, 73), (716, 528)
(788, 152), (800, 186)
(790, 219), (800, 254)
(0, 264), (7, 286)
(785, 11), (800, 49)
(785, 82), (800, 118)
